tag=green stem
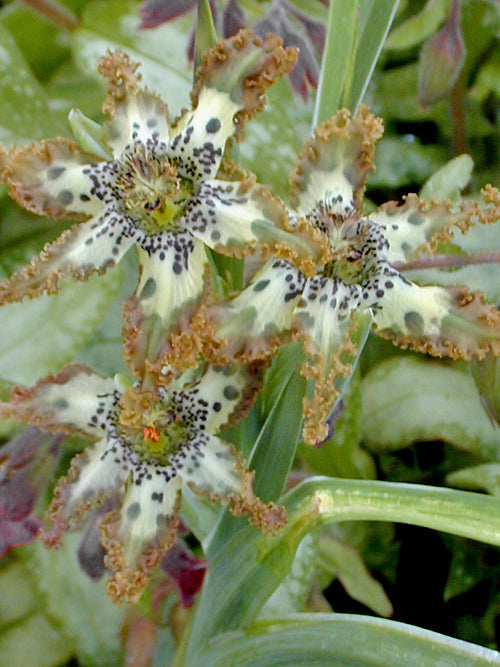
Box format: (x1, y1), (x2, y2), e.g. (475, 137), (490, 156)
(393, 251), (500, 272)
(284, 477), (500, 547)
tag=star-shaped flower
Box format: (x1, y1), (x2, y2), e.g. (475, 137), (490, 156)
(205, 106), (500, 443)
(0, 363), (285, 603)
(0, 31), (320, 382)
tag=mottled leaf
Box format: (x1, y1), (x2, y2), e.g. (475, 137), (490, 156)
(361, 356), (500, 459)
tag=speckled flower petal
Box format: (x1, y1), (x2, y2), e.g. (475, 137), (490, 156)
(103, 90), (170, 158)
(171, 431), (286, 534)
(184, 178), (280, 251)
(367, 263), (500, 359)
(0, 139), (109, 219)
(171, 363), (256, 433)
(184, 178), (324, 271)
(289, 106), (383, 217)
(370, 186), (500, 263)
(292, 276), (370, 445)
(62, 438), (129, 518)
(117, 472), (182, 570)
(0, 206), (136, 303)
(192, 29), (297, 141)
(169, 87), (240, 182)
(293, 276), (362, 360)
(123, 233), (209, 379)
(0, 365), (118, 439)
(100, 467), (182, 604)
(206, 258), (306, 363)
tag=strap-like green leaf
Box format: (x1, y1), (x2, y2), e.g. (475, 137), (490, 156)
(198, 613), (500, 666)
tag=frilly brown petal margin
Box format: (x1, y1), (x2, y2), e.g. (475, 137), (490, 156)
(0, 364), (100, 434)
(101, 491), (182, 604)
(289, 105), (384, 211)
(378, 185), (500, 261)
(300, 320), (359, 446)
(98, 50), (142, 116)
(191, 29), (297, 141)
(376, 286), (500, 361)
(0, 138), (95, 220)
(41, 450), (101, 547)
(211, 161), (330, 274)
(122, 269), (212, 385)
(188, 445), (286, 535)
(0, 222), (119, 304)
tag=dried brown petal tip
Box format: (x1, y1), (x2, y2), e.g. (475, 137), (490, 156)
(423, 187), (500, 257)
(192, 29), (297, 140)
(301, 322), (359, 446)
(0, 139), (92, 219)
(290, 105), (383, 212)
(101, 493), (181, 604)
(98, 50), (142, 115)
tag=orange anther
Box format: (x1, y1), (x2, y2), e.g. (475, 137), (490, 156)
(143, 426), (160, 442)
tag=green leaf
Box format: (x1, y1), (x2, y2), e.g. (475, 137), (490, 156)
(194, 0), (218, 73)
(385, 0), (450, 51)
(31, 536), (124, 666)
(259, 533), (320, 618)
(360, 357), (500, 460)
(44, 60), (105, 122)
(240, 77), (315, 198)
(471, 354), (500, 425)
(420, 153), (474, 200)
(471, 49), (500, 103)
(368, 136), (446, 190)
(0, 559), (38, 628)
(347, 0), (401, 112)
(0, 264), (123, 385)
(0, 23), (65, 143)
(248, 343), (307, 502)
(198, 613), (500, 666)
(0, 3), (70, 83)
(181, 474), (500, 663)
(447, 463), (500, 496)
(318, 535), (393, 616)
(443, 534), (489, 601)
(0, 612), (73, 667)
(314, 0), (400, 122)
(313, 0), (358, 124)
(0, 553), (73, 667)
(72, 0), (192, 120)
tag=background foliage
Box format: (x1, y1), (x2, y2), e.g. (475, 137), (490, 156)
(0, 0), (499, 664)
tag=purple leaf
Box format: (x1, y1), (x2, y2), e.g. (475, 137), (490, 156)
(0, 427), (61, 558)
(139, 0), (197, 29)
(223, 0), (246, 37)
(0, 516), (42, 558)
(160, 540), (207, 608)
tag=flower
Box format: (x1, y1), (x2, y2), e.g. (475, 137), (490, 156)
(0, 363), (285, 603)
(204, 106), (500, 444)
(0, 31), (321, 382)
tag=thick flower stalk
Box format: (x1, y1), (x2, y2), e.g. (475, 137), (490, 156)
(0, 363), (285, 603)
(0, 31), (323, 384)
(205, 106), (500, 444)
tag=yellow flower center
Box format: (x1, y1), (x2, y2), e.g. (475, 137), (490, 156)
(118, 388), (186, 466)
(119, 143), (193, 232)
